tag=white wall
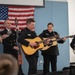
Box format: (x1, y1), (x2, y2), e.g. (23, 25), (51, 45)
(68, 0), (75, 62)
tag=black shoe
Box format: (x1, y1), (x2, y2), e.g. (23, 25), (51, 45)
(18, 73), (25, 75)
(21, 73), (25, 75)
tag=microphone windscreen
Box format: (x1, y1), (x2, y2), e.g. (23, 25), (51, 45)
(0, 54), (19, 75)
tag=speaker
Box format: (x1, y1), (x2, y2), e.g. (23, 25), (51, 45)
(70, 66), (75, 75)
(46, 70), (70, 75)
(37, 70), (43, 75)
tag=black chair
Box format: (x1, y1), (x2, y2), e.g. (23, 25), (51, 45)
(46, 70), (70, 75)
(70, 66), (75, 75)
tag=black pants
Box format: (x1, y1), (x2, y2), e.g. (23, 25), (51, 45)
(25, 55), (38, 75)
(43, 55), (57, 75)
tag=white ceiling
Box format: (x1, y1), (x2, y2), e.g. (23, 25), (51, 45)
(45, 0), (67, 2)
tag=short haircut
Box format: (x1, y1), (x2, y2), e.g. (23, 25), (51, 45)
(26, 18), (35, 25)
(0, 54), (18, 75)
(47, 22), (54, 27)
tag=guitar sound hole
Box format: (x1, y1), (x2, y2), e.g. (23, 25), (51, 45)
(48, 40), (53, 46)
(48, 43), (52, 46)
(34, 45), (39, 49)
(33, 42), (39, 49)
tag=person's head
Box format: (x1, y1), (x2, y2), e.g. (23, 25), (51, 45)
(26, 18), (35, 31)
(0, 54), (18, 75)
(4, 19), (12, 29)
(47, 22), (54, 32)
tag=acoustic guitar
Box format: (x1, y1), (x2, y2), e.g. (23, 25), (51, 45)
(42, 35), (75, 50)
(21, 37), (48, 55)
(21, 35), (75, 55)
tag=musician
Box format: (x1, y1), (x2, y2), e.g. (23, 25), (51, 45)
(70, 36), (75, 53)
(18, 18), (39, 75)
(0, 19), (25, 75)
(39, 22), (66, 75)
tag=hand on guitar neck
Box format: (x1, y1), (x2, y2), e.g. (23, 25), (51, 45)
(61, 37), (66, 41)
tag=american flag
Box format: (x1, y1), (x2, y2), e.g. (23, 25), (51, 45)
(0, 5), (35, 31)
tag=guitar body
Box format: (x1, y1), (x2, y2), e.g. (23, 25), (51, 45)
(21, 37), (44, 55)
(21, 35), (75, 55)
(42, 38), (57, 50)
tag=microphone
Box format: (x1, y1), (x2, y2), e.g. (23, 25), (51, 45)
(0, 54), (19, 75)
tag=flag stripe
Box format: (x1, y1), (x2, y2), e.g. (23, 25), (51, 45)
(8, 6), (34, 8)
(0, 5), (35, 31)
(8, 14), (34, 17)
(8, 9), (34, 12)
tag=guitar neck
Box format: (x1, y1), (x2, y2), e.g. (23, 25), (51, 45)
(61, 35), (75, 39)
(35, 35), (75, 45)
(38, 38), (48, 44)
(51, 35), (75, 42)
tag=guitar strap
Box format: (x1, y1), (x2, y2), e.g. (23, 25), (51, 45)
(53, 32), (60, 39)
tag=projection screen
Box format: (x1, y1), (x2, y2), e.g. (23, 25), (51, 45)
(0, 0), (44, 6)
